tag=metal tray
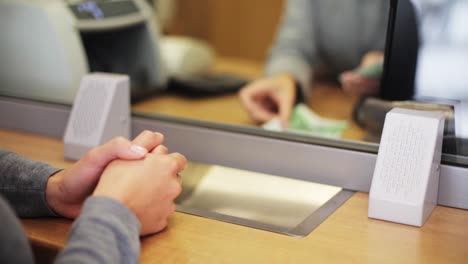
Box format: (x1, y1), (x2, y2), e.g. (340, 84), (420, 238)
(176, 162), (353, 237)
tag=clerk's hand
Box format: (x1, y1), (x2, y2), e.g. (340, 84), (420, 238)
(340, 51), (383, 97)
(93, 145), (186, 235)
(340, 71), (381, 96)
(46, 130), (164, 219)
(239, 74), (296, 128)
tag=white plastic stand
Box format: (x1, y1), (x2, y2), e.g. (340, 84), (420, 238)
(63, 73), (131, 160)
(368, 108), (445, 226)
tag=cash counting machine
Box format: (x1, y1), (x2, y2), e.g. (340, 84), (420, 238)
(0, 0), (167, 103)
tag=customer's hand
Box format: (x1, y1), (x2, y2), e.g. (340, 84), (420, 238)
(46, 130), (164, 219)
(341, 51), (383, 97)
(93, 145), (186, 235)
(239, 74), (296, 128)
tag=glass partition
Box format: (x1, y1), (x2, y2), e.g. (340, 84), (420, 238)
(1, 0), (467, 166)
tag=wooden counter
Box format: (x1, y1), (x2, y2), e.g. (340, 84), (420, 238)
(132, 57), (262, 126)
(132, 57), (366, 141)
(1, 129), (468, 263)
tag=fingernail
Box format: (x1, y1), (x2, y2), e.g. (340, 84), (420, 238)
(130, 144), (147, 156)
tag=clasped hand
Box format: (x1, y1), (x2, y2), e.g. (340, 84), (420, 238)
(45, 130), (186, 235)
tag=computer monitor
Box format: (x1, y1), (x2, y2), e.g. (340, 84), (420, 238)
(380, 0), (419, 101)
(381, 0), (468, 102)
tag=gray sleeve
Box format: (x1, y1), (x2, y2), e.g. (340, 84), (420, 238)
(55, 196), (141, 264)
(0, 195), (35, 264)
(0, 149), (60, 217)
(265, 0), (317, 99)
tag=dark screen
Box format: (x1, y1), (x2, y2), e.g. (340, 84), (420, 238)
(380, 0), (420, 101)
(69, 0), (139, 20)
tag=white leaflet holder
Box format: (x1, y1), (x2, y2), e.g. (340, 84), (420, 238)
(368, 108), (445, 227)
(64, 73), (131, 160)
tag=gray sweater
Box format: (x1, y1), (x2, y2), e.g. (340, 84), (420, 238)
(266, 0), (389, 98)
(0, 150), (140, 263)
